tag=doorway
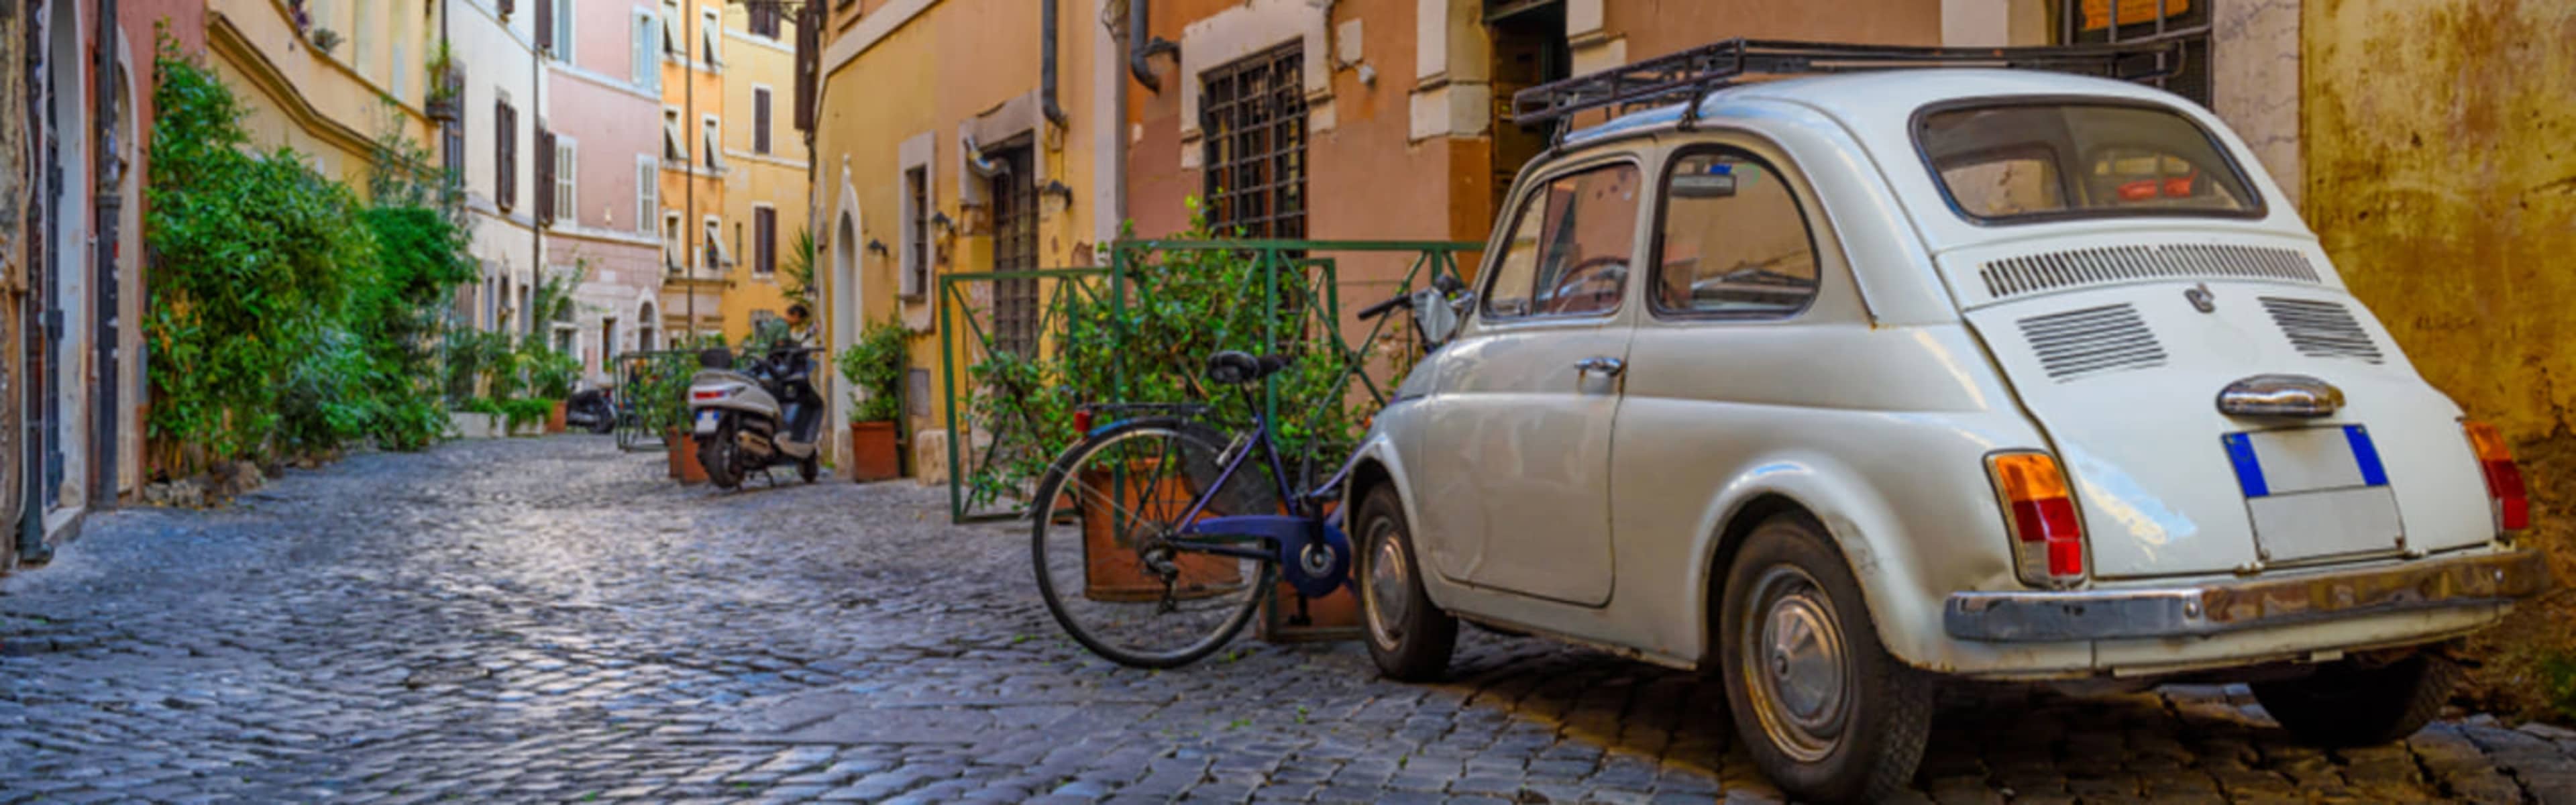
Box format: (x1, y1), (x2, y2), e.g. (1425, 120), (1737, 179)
(1487, 0), (1568, 218)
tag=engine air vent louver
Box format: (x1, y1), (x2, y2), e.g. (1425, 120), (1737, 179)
(1980, 244), (2321, 299)
(2260, 297), (2383, 364)
(2019, 303), (2167, 382)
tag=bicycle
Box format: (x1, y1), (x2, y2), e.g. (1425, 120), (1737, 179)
(1030, 277), (1466, 668)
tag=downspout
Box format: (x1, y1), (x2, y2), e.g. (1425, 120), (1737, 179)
(1039, 0), (1067, 129)
(1128, 0), (1176, 93)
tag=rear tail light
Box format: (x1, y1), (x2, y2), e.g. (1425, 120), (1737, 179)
(1073, 409), (1095, 435)
(692, 389), (727, 400)
(2463, 422), (2529, 533)
(1987, 451), (2086, 586)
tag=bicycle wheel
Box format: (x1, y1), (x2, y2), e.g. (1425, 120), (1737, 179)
(1032, 419), (1277, 668)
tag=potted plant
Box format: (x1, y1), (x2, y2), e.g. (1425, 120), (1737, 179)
(529, 347), (578, 433)
(424, 41), (462, 121)
(838, 319), (908, 482)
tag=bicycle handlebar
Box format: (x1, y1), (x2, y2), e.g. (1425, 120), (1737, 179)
(1355, 292), (1413, 321)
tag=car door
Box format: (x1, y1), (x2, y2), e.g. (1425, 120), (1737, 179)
(1419, 156), (1644, 607)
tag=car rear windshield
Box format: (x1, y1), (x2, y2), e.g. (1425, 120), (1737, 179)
(1915, 102), (2262, 224)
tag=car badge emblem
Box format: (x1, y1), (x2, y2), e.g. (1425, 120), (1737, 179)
(2186, 282), (2216, 313)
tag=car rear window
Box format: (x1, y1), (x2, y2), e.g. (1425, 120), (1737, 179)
(1916, 102), (2262, 224)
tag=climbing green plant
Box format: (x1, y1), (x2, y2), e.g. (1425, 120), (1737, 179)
(147, 35), (474, 466)
(148, 35), (374, 464)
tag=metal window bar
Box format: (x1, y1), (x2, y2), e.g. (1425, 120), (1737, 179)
(1509, 38), (2189, 132)
(991, 146), (1041, 359)
(1201, 43), (1308, 239)
(2061, 0), (2212, 107)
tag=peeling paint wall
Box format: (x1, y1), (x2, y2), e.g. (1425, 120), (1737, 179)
(2304, 0), (2576, 441)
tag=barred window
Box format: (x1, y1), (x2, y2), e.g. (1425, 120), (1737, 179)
(990, 144), (1039, 358)
(1200, 42), (1307, 239)
(2060, 0), (2211, 107)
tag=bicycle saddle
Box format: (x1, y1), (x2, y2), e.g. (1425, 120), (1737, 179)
(1205, 351), (1289, 386)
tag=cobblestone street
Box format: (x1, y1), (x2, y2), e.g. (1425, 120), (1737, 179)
(1, 437), (2571, 804)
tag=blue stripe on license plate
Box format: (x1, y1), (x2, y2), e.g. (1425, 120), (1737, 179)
(2223, 433), (2270, 498)
(2344, 425), (2389, 487)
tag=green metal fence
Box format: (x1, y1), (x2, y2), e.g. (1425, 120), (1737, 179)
(936, 239), (1481, 523)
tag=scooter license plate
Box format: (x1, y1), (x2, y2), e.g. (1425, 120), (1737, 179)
(694, 410), (720, 435)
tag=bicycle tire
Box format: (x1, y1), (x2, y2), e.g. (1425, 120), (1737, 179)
(1031, 418), (1276, 669)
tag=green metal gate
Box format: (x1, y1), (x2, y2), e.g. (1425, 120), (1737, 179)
(937, 239), (1480, 523)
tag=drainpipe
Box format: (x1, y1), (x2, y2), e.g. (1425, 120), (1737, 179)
(1128, 0), (1176, 93)
(961, 133), (1003, 179)
(1040, 0), (1067, 129)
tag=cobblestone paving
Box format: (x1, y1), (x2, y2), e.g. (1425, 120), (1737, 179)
(2, 437), (2573, 804)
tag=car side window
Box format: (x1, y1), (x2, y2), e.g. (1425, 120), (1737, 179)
(1652, 150), (1819, 318)
(1483, 163), (1641, 319)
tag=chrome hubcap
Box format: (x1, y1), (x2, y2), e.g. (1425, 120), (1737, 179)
(1743, 566), (1849, 763)
(1364, 519), (1409, 647)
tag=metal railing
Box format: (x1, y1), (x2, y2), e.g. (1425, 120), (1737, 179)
(935, 239), (1481, 523)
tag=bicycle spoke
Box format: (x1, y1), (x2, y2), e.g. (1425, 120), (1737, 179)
(1032, 423), (1273, 668)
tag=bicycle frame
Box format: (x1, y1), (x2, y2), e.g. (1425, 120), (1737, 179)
(1090, 392), (1340, 574)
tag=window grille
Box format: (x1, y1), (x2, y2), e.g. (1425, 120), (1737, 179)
(990, 145), (1039, 359)
(1200, 42), (1307, 239)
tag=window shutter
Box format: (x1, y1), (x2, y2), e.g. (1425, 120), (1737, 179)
(535, 127), (556, 225)
(755, 208), (776, 275)
(495, 101), (517, 211)
(533, 0), (553, 54)
(635, 15), (659, 89)
(793, 3), (820, 132)
(753, 89), (772, 155)
(637, 157), (659, 236)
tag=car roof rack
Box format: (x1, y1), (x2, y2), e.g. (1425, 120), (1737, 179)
(1509, 38), (2186, 138)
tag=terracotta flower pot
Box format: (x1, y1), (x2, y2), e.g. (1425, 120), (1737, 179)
(667, 426), (707, 484)
(546, 400), (568, 433)
(851, 420), (902, 482)
(1077, 462), (1245, 602)
(1258, 500), (1364, 643)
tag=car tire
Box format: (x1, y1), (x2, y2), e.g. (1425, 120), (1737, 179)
(2251, 653), (2458, 747)
(1719, 513), (1931, 804)
(1356, 484), (1456, 682)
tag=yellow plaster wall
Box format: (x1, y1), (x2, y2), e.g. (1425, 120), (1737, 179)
(207, 0), (439, 198)
(2304, 0), (2576, 441)
(811, 0), (1102, 476)
(716, 6), (810, 343)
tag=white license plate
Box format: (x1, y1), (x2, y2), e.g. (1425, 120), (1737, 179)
(694, 410), (720, 435)
(2224, 426), (2404, 561)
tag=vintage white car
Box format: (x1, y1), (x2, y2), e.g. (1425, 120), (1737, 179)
(1338, 42), (2551, 804)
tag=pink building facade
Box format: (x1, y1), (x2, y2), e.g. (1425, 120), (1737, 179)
(543, 0), (669, 382)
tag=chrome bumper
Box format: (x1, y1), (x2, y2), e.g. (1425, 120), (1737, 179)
(1945, 549), (2552, 643)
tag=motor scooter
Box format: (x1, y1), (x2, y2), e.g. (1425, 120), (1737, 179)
(686, 343), (826, 488)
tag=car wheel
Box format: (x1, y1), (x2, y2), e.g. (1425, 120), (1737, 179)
(1719, 513), (1930, 804)
(1356, 484), (1456, 682)
(2251, 653), (2457, 747)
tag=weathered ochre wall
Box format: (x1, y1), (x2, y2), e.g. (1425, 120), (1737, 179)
(2304, 0), (2576, 441)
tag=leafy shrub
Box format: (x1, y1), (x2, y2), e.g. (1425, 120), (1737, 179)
(839, 319), (907, 423)
(146, 34), (474, 468)
(961, 205), (1368, 509)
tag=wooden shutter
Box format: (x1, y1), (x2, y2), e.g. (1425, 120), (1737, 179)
(535, 127), (556, 225)
(794, 2), (820, 132)
(753, 89), (772, 154)
(495, 101), (517, 210)
(755, 208), (776, 275)
(534, 0), (554, 54)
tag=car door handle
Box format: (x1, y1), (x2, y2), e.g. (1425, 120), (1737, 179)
(1574, 356), (1625, 376)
